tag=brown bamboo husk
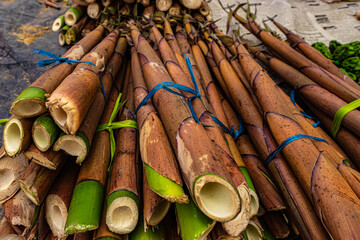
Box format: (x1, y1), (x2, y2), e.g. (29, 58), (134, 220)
(43, 232), (56, 240)
(24, 144), (63, 170)
(270, 18), (360, 91)
(130, 23), (240, 222)
(11, 25), (104, 118)
(0, 153), (28, 204)
(47, 30), (119, 135)
(106, 74), (140, 234)
(52, 37), (127, 164)
(237, 40), (360, 239)
(156, 0), (172, 11)
(337, 161), (360, 199)
(27, 204), (49, 240)
(3, 116), (33, 157)
(3, 190), (37, 235)
(163, 207), (182, 240)
(45, 162), (79, 239)
(207, 34), (328, 239)
(143, 170), (171, 228)
(131, 46), (187, 203)
(0, 146), (5, 158)
(211, 223), (241, 240)
(0, 215), (17, 237)
(262, 211), (290, 239)
(74, 231), (94, 240)
(142, 5), (155, 25)
(19, 156), (66, 206)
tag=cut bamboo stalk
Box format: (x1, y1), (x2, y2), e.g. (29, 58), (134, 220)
(141, 0), (150, 6)
(87, 2), (101, 19)
(27, 203), (49, 240)
(64, 5), (85, 26)
(19, 157), (66, 206)
(259, 218), (276, 240)
(3, 190), (37, 235)
(65, 16), (89, 45)
(142, 5), (155, 25)
(237, 39), (360, 239)
(11, 25), (104, 118)
(199, 1), (210, 16)
(47, 30), (119, 135)
(211, 223), (241, 240)
(32, 114), (61, 152)
(52, 15), (65, 32)
(262, 211), (290, 239)
(0, 153), (28, 204)
(270, 18), (360, 91)
(53, 37), (127, 164)
(169, 2), (182, 18)
(45, 162), (79, 239)
(64, 64), (126, 234)
(129, 215), (166, 240)
(163, 207), (182, 240)
(156, 0), (172, 11)
(207, 33), (329, 239)
(243, 217), (263, 240)
(132, 46), (188, 203)
(0, 213), (17, 237)
(24, 144), (63, 170)
(176, 197), (216, 240)
(106, 75), (140, 234)
(179, 0), (203, 9)
(74, 231), (94, 240)
(143, 170), (171, 228)
(59, 25), (70, 46)
(3, 116), (33, 157)
(131, 23), (240, 222)
(337, 161), (360, 198)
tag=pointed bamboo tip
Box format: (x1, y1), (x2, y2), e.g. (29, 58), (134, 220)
(3, 118), (23, 157)
(19, 181), (40, 206)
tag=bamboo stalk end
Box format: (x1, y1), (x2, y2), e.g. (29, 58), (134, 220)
(3, 118), (24, 157)
(10, 87), (47, 118)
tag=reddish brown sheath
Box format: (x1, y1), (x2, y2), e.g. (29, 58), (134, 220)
(237, 40), (360, 239)
(19, 156), (66, 206)
(211, 222), (241, 240)
(74, 231), (94, 240)
(0, 216), (17, 237)
(262, 211), (290, 239)
(45, 162), (80, 239)
(208, 34), (328, 239)
(47, 30), (119, 135)
(0, 146), (5, 158)
(0, 153), (28, 204)
(24, 144), (63, 170)
(130, 23), (240, 222)
(27, 203), (49, 240)
(132, 46), (186, 202)
(338, 162), (360, 199)
(163, 207), (182, 240)
(3, 190), (37, 234)
(271, 18), (360, 90)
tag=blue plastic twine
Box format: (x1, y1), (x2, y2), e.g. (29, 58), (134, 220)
(211, 116), (244, 139)
(290, 90), (321, 127)
(264, 134), (328, 166)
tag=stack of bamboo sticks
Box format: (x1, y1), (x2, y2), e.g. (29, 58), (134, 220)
(1, 1), (360, 239)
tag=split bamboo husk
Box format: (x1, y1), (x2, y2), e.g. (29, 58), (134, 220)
(47, 29), (119, 135)
(130, 22), (240, 222)
(53, 36), (127, 164)
(205, 32), (328, 239)
(19, 157), (66, 206)
(45, 162), (79, 239)
(27, 203), (49, 240)
(64, 4), (85, 26)
(143, 169), (171, 228)
(65, 16), (89, 45)
(211, 223), (241, 240)
(3, 116), (33, 157)
(106, 75), (140, 234)
(24, 144), (63, 170)
(132, 46), (188, 203)
(262, 211), (290, 239)
(0, 213), (17, 237)
(337, 161), (360, 198)
(0, 153), (28, 204)
(270, 18), (360, 91)
(64, 62), (126, 234)
(10, 25), (104, 118)
(32, 114), (61, 152)
(237, 39), (360, 239)
(3, 190), (37, 235)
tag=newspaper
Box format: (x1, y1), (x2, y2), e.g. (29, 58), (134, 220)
(209, 0), (360, 45)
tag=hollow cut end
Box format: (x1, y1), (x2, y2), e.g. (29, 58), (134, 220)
(51, 106), (68, 128)
(46, 194), (68, 238)
(64, 12), (77, 26)
(33, 126), (50, 152)
(194, 175), (241, 222)
(106, 197), (139, 234)
(147, 200), (171, 226)
(197, 221), (217, 240)
(11, 99), (45, 118)
(0, 168), (15, 191)
(249, 189), (259, 217)
(244, 220), (263, 240)
(52, 18), (63, 32)
(19, 181), (39, 205)
(199, 6), (210, 16)
(179, 0), (203, 9)
(48, 98), (77, 135)
(59, 32), (66, 46)
(3, 119), (23, 157)
(53, 135), (87, 164)
(87, 3), (100, 18)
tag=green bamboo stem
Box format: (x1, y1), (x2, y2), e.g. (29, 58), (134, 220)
(59, 25), (70, 46)
(129, 214), (166, 240)
(52, 15), (65, 32)
(32, 114), (61, 152)
(65, 16), (89, 45)
(0, 153), (28, 204)
(64, 4), (85, 26)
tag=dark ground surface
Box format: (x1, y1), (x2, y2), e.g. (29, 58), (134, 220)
(0, 0), (68, 146)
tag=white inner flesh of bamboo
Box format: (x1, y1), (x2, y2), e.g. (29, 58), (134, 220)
(15, 100), (42, 116)
(148, 200), (171, 226)
(52, 18), (62, 32)
(20, 182), (38, 205)
(200, 7), (209, 16)
(107, 197), (138, 234)
(65, 13), (76, 26)
(46, 195), (67, 237)
(59, 33), (65, 46)
(87, 3), (100, 18)
(52, 205), (64, 230)
(249, 189), (259, 217)
(55, 135), (85, 158)
(52, 107), (67, 127)
(0, 168), (15, 191)
(246, 221), (262, 240)
(199, 182), (237, 219)
(4, 121), (22, 153)
(33, 127), (49, 150)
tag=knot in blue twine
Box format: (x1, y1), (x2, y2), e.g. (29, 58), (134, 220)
(211, 116), (244, 139)
(264, 134), (328, 166)
(135, 54), (201, 123)
(290, 90), (321, 127)
(33, 49), (107, 104)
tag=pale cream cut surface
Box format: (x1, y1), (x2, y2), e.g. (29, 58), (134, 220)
(52, 17), (63, 32)
(245, 220), (263, 240)
(64, 11), (76, 26)
(197, 221), (216, 240)
(0, 169), (14, 191)
(3, 119), (22, 156)
(147, 200), (171, 226)
(19, 181), (39, 205)
(46, 194), (68, 238)
(12, 99), (43, 118)
(33, 127), (50, 150)
(106, 197), (139, 234)
(53, 135), (86, 164)
(249, 189), (259, 217)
